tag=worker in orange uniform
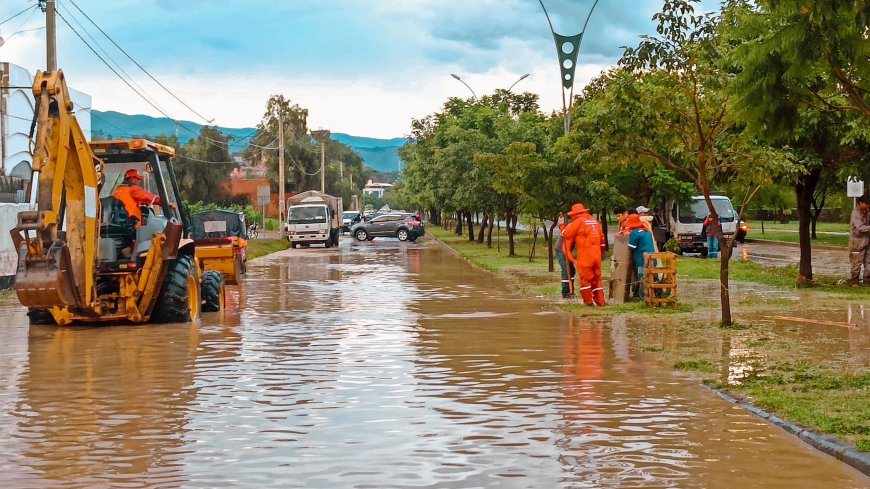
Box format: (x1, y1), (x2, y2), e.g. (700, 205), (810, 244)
(562, 203), (607, 306)
(113, 169), (172, 228)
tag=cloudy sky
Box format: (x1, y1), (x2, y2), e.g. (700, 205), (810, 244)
(1, 0), (717, 138)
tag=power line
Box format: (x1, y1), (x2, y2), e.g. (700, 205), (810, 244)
(64, 0), (214, 125)
(57, 1), (172, 118)
(55, 9), (213, 144)
(0, 5), (35, 27)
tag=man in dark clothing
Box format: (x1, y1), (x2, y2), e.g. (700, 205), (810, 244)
(850, 194), (870, 286)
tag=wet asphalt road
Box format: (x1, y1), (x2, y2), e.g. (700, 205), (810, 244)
(0, 236), (866, 488)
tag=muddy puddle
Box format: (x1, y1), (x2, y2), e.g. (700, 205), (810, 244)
(0, 240), (866, 487)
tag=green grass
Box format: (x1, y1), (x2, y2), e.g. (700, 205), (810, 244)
(247, 239), (292, 260)
(748, 220), (849, 247)
(732, 368), (870, 451)
(749, 231), (848, 248)
(673, 359), (716, 373)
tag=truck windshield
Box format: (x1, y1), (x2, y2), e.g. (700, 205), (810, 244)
(287, 206), (327, 224)
(680, 198), (736, 223)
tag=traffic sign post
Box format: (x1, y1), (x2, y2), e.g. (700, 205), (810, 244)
(257, 186), (270, 236)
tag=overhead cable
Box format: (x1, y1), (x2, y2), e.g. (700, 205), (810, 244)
(0, 5), (35, 27)
(65, 0), (214, 125)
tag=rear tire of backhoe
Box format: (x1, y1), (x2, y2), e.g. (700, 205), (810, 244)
(27, 308), (56, 325)
(152, 253), (200, 323)
(201, 270), (224, 313)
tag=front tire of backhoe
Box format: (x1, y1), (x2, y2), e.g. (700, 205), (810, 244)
(27, 308), (56, 325)
(201, 270), (224, 313)
(152, 254), (198, 323)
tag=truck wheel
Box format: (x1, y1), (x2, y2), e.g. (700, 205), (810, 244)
(355, 229), (368, 241)
(27, 308), (56, 325)
(397, 229), (409, 242)
(201, 270), (224, 312)
(152, 253), (200, 323)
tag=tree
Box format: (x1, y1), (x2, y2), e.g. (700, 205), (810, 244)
(608, 0), (795, 326)
(724, 0), (870, 281)
(174, 126), (234, 203)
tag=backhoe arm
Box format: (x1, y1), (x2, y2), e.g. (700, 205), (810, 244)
(11, 70), (103, 312)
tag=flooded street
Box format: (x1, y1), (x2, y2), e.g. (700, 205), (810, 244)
(0, 238), (867, 488)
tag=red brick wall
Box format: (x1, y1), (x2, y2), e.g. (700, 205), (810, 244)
(223, 178), (278, 214)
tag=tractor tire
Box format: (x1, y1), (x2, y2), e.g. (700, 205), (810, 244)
(152, 253), (200, 323)
(27, 308), (56, 325)
(201, 270), (224, 313)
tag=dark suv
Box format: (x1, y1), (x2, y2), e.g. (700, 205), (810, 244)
(351, 213), (424, 242)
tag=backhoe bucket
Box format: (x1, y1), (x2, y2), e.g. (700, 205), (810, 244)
(14, 241), (81, 309)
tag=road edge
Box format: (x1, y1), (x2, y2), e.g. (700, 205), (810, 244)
(744, 238), (846, 252)
(704, 383), (870, 477)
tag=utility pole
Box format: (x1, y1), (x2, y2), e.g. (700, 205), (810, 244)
(278, 112), (285, 227)
(319, 139), (325, 193)
(45, 0), (57, 71)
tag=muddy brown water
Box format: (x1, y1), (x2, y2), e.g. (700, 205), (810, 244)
(0, 239), (867, 488)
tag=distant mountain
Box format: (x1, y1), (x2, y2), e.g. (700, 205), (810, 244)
(90, 110), (406, 172)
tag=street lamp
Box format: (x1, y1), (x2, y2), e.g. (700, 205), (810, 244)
(450, 73), (479, 101)
(507, 73), (530, 92)
(538, 0), (599, 134)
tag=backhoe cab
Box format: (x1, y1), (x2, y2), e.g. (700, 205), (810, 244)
(11, 69), (223, 326)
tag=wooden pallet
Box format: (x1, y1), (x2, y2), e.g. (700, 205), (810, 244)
(644, 252), (677, 308)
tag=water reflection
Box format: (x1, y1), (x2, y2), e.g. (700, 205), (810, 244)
(13, 324), (200, 486)
(0, 241), (864, 487)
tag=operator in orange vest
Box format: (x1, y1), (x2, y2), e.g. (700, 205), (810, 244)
(562, 203), (607, 306)
(112, 169), (172, 228)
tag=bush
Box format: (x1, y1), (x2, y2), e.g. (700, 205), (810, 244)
(663, 238), (682, 254)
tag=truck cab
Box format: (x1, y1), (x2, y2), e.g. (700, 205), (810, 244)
(284, 191), (343, 248)
(655, 195), (738, 256)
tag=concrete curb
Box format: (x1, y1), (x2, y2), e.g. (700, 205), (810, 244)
(744, 238), (846, 252)
(705, 384), (870, 476)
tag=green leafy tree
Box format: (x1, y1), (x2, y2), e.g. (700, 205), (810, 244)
(724, 0), (870, 280)
(174, 126), (234, 203)
(609, 0), (796, 326)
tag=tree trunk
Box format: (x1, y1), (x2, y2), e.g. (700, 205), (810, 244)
(507, 215), (516, 257)
(528, 224), (538, 262)
(600, 209), (609, 250)
(719, 233), (732, 327)
(487, 216), (494, 248)
(548, 220), (557, 272)
(794, 167), (821, 282)
(455, 211), (463, 236)
(465, 211), (475, 242)
(477, 212), (488, 243)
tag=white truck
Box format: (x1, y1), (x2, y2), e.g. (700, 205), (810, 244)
(285, 191), (343, 248)
(653, 195), (738, 256)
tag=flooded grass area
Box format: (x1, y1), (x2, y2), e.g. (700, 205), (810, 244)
(246, 238), (292, 260)
(429, 226), (870, 454)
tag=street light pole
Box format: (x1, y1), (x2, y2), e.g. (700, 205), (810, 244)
(450, 73), (478, 101)
(538, 0), (599, 134)
(507, 73), (530, 93)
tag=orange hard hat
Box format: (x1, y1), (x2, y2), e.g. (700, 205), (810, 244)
(567, 203), (589, 217)
(124, 169), (145, 180)
(625, 213), (644, 229)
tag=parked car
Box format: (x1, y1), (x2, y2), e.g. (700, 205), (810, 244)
(341, 210), (362, 233)
(351, 213), (425, 242)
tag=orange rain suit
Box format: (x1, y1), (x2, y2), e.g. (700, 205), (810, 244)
(562, 210), (607, 306)
(113, 183), (161, 228)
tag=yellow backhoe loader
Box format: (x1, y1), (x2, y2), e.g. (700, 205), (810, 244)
(10, 70), (224, 326)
